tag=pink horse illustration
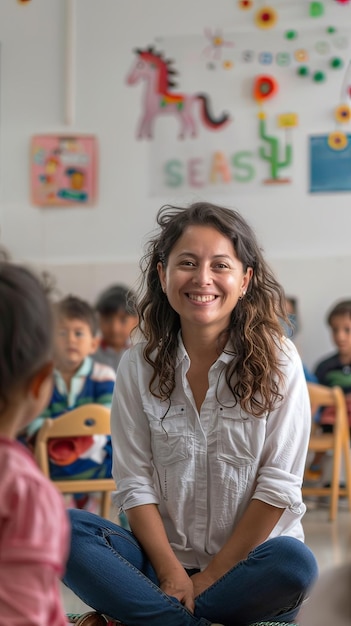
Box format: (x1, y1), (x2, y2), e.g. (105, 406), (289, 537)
(126, 46), (231, 139)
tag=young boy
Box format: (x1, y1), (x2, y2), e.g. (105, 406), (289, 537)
(94, 283), (138, 372)
(25, 295), (116, 509)
(308, 300), (351, 481)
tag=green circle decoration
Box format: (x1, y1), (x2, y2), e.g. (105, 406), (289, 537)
(313, 70), (326, 82)
(330, 57), (343, 69)
(297, 66), (309, 76)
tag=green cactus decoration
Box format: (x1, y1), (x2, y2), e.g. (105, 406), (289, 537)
(258, 112), (292, 183)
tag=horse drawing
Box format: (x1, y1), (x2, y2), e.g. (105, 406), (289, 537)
(126, 46), (231, 139)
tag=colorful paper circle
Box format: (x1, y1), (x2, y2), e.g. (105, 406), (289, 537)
(297, 66), (309, 77)
(330, 57), (344, 69)
(285, 30), (297, 40)
(255, 6), (277, 29)
(328, 131), (348, 150)
(238, 0), (253, 9)
(259, 51), (273, 65)
(315, 41), (330, 55)
(294, 49), (309, 62)
(313, 70), (326, 82)
(253, 75), (278, 101)
(335, 104), (351, 123)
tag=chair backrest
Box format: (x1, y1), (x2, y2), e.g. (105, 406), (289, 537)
(35, 404), (111, 477)
(306, 382), (346, 431)
(304, 382), (351, 520)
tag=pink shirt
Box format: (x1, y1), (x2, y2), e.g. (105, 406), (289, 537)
(0, 437), (70, 626)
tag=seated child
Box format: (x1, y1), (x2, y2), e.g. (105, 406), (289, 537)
(94, 283), (138, 372)
(310, 299), (351, 481)
(0, 261), (69, 625)
(24, 295), (116, 509)
(283, 295), (318, 384)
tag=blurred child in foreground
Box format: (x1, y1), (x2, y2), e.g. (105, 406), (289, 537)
(94, 284), (138, 372)
(24, 295), (116, 510)
(0, 261), (69, 625)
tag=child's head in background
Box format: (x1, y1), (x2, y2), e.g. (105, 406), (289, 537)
(95, 284), (138, 352)
(54, 295), (99, 376)
(0, 262), (54, 435)
(326, 300), (351, 362)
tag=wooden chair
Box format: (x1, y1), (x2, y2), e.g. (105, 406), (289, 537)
(35, 404), (115, 519)
(302, 382), (351, 521)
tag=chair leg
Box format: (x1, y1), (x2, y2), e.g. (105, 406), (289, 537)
(101, 492), (111, 519)
(330, 439), (342, 521)
(342, 429), (351, 512)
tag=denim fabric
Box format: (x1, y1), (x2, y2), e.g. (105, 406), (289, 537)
(63, 509), (318, 626)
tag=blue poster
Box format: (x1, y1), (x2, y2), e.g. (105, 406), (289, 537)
(310, 135), (351, 193)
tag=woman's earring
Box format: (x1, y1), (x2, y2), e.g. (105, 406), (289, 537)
(239, 291), (246, 300)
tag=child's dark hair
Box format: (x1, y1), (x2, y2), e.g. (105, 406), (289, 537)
(56, 295), (98, 336)
(327, 300), (351, 325)
(95, 284), (137, 317)
(0, 262), (53, 412)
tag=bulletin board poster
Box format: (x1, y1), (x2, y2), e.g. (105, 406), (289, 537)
(310, 134), (351, 193)
(30, 135), (98, 207)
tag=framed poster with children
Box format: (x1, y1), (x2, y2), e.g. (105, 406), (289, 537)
(30, 134), (98, 207)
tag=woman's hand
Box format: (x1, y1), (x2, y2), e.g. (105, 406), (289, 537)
(190, 570), (217, 598)
(159, 568), (195, 613)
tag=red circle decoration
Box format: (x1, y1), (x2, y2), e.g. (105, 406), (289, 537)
(253, 75), (278, 101)
(334, 0), (350, 4)
(238, 0), (253, 9)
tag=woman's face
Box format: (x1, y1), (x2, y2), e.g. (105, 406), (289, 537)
(157, 224), (252, 337)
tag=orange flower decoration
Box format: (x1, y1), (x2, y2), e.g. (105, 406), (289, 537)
(255, 6), (278, 29)
(335, 104), (351, 124)
(328, 131), (348, 150)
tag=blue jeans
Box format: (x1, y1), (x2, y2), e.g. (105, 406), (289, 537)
(63, 509), (318, 626)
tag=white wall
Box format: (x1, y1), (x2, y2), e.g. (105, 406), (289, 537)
(1, 0), (351, 370)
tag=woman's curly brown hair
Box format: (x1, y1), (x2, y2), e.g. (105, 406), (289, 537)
(136, 202), (289, 417)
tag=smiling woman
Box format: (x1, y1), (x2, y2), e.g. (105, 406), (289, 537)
(62, 202), (318, 626)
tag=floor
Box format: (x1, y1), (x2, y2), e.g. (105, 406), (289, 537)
(61, 501), (351, 617)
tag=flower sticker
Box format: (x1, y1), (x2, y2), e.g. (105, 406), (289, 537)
(328, 131), (348, 150)
(335, 104), (351, 123)
(255, 6), (277, 29)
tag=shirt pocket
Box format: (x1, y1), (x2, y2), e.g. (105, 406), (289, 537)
(217, 407), (265, 467)
(145, 404), (189, 466)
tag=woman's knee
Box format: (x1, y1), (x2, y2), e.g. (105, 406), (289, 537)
(270, 536), (319, 591)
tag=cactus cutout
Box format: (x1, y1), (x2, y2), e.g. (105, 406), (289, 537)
(258, 112), (293, 184)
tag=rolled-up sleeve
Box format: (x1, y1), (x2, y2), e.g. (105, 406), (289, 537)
(110, 349), (160, 512)
(253, 343), (311, 518)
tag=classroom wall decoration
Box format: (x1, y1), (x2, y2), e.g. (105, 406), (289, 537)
(126, 47), (231, 139)
(125, 12), (351, 196)
(30, 135), (98, 207)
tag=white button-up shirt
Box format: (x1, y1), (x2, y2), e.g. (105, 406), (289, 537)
(111, 336), (310, 571)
